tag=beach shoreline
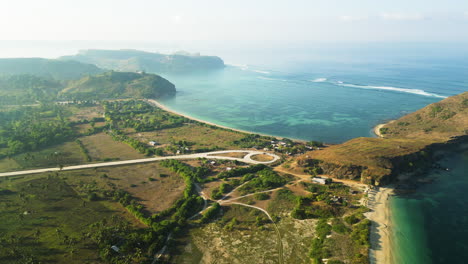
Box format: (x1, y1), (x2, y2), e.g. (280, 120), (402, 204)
(373, 120), (395, 138)
(145, 99), (307, 143)
(367, 186), (394, 264)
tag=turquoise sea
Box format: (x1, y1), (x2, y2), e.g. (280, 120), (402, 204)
(159, 57), (466, 143)
(391, 149), (468, 264)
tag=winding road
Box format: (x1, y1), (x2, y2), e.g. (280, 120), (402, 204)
(0, 150), (280, 178)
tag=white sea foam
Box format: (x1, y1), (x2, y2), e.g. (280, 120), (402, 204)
(336, 82), (447, 98)
(252, 69), (271, 74)
(257, 76), (287, 82)
(227, 63), (270, 74)
(311, 78), (328, 82)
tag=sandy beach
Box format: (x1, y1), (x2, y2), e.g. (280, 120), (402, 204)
(146, 99), (306, 142)
(374, 120), (395, 138)
(374, 123), (386, 137)
(366, 186), (394, 264)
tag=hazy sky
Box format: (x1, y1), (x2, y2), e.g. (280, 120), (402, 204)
(1, 0), (468, 44)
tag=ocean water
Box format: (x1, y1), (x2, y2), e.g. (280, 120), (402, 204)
(391, 149), (468, 264)
(159, 59), (466, 143)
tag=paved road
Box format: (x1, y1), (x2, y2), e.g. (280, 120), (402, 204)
(0, 150), (280, 178)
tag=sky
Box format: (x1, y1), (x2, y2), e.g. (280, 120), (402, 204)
(0, 0), (467, 63)
(1, 0), (467, 44)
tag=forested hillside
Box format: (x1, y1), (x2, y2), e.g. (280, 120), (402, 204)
(61, 71), (176, 100)
(0, 58), (103, 80)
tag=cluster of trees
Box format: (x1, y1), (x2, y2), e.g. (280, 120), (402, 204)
(238, 168), (288, 195)
(211, 183), (233, 199)
(200, 203), (221, 223)
(0, 105), (75, 158)
(104, 100), (186, 132)
(0, 74), (63, 105)
(217, 164), (267, 179)
(291, 184), (349, 220)
(75, 139), (91, 162)
(232, 134), (276, 148)
(308, 215), (370, 264)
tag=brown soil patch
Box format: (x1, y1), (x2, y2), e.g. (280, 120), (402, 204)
(250, 154), (274, 162)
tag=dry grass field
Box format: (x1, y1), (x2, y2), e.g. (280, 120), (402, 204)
(80, 133), (145, 161)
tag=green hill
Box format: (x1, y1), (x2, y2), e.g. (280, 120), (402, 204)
(0, 58), (103, 80)
(60, 49), (225, 73)
(288, 92), (468, 185)
(0, 74), (64, 105)
(61, 71), (176, 100)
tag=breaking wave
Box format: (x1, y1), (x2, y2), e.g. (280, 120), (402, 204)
(311, 78), (328, 82)
(335, 81), (447, 98)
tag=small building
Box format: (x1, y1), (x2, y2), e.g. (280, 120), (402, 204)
(312, 177), (329, 185)
(210, 161), (216, 165)
(149, 141), (158, 146)
(226, 167), (233, 171)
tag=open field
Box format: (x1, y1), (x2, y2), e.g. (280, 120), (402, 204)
(67, 105), (104, 122)
(80, 133), (145, 161)
(92, 163), (185, 213)
(0, 141), (85, 173)
(0, 173), (138, 263)
(129, 123), (246, 152)
(171, 203), (316, 264)
(250, 154), (275, 162)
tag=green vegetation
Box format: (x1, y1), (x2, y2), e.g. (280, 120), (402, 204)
(211, 182), (233, 199)
(60, 49), (225, 73)
(238, 168), (289, 195)
(200, 203), (221, 223)
(0, 58), (103, 80)
(217, 164), (267, 179)
(75, 139), (92, 162)
(0, 104), (75, 158)
(61, 71), (176, 100)
(254, 192), (270, 200)
(104, 100), (186, 132)
(0, 74), (63, 105)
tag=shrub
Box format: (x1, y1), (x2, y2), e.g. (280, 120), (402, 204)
(254, 192), (270, 200)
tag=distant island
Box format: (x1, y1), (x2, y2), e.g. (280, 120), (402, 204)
(60, 49), (225, 74)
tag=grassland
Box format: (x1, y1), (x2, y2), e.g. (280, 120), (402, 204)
(251, 154), (275, 162)
(0, 173), (138, 263)
(0, 141), (86, 173)
(80, 133), (145, 161)
(0, 160), (190, 263)
(129, 123), (246, 153)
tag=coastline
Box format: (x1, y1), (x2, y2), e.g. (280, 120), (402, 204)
(146, 99), (306, 142)
(367, 186), (394, 264)
(373, 120), (395, 138)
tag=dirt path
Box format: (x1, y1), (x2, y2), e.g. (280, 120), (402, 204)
(228, 202), (284, 264)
